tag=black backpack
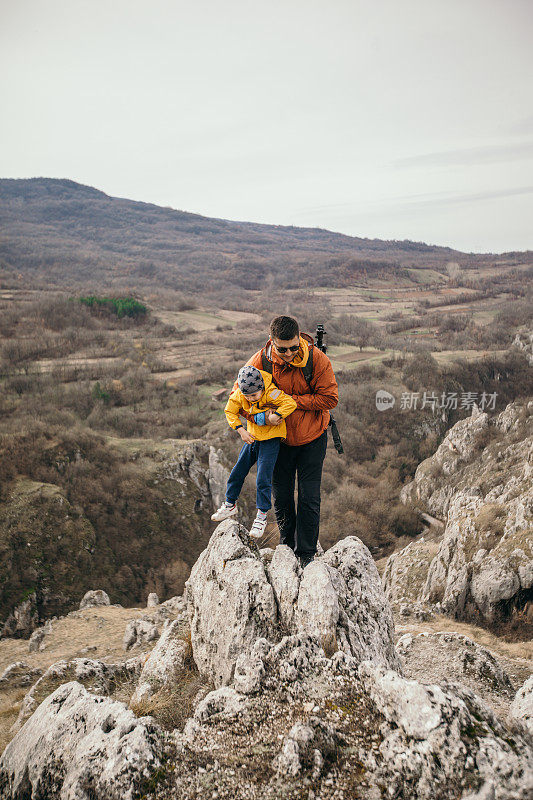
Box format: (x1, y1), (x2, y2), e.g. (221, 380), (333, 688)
(260, 341), (344, 454)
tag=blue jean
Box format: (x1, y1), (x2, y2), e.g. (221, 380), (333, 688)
(226, 437), (281, 512)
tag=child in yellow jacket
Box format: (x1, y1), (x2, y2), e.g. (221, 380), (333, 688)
(211, 364), (297, 538)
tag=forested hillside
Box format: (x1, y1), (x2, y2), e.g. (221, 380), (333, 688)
(1, 178), (529, 293)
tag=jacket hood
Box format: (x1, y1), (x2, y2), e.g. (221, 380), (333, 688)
(264, 333), (312, 368)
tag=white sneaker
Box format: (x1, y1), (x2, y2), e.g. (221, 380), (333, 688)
(211, 502), (237, 522)
(249, 514), (267, 539)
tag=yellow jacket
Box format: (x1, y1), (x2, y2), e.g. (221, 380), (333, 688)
(224, 369), (297, 441)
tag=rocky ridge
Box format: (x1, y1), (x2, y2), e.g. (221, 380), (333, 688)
(392, 400), (532, 631)
(1, 518), (532, 799)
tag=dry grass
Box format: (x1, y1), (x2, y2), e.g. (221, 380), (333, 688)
(0, 603), (171, 754)
(474, 503), (507, 536)
(129, 629), (209, 732)
(395, 613), (533, 665)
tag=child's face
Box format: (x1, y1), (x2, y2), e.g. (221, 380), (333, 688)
(243, 389), (262, 402)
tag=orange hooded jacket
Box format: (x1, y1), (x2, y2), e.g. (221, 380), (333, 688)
(231, 332), (338, 447)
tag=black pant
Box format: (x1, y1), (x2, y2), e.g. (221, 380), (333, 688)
(272, 429), (327, 558)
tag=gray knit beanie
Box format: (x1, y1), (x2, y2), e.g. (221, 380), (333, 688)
(237, 365), (264, 395)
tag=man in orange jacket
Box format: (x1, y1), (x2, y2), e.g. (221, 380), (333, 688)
(232, 315), (339, 568)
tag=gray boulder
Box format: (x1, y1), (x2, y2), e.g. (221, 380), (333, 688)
(320, 536), (403, 670)
(185, 519), (279, 687)
(185, 522), (402, 688)
(123, 618), (159, 651)
(11, 655), (144, 735)
(510, 675), (533, 736)
(79, 589), (110, 610)
(130, 618), (189, 705)
(0, 681), (167, 800)
(358, 660), (533, 800)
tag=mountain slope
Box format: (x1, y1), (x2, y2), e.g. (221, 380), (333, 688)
(1, 177), (520, 293)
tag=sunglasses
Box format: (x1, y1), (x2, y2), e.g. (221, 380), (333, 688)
(275, 344), (300, 353)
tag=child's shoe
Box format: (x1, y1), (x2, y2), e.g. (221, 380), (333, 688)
(211, 501), (238, 522)
(249, 511), (267, 539)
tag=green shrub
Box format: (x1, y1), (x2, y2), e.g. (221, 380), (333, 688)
(78, 296), (147, 319)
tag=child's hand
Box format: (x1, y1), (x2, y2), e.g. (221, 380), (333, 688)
(238, 427), (255, 444)
(266, 411), (282, 425)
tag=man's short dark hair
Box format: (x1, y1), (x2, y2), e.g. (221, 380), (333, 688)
(270, 316), (299, 341)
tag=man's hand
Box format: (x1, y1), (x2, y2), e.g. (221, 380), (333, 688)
(238, 427), (255, 444)
(266, 411), (282, 425)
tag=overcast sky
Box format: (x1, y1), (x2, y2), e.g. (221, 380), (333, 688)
(1, 0), (532, 253)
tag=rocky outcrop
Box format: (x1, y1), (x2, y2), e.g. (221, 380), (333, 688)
(130, 619), (189, 705)
(1, 592), (40, 640)
(0, 681), (168, 799)
(510, 675), (533, 736)
(208, 445), (230, 510)
(358, 660), (533, 800)
(123, 618), (160, 651)
(399, 404), (491, 519)
(79, 589), (111, 609)
(512, 330), (533, 366)
(395, 400), (533, 628)
(185, 519), (280, 686)
(185, 520), (402, 687)
(396, 631), (516, 723)
(2, 518), (531, 799)
(10, 654), (144, 735)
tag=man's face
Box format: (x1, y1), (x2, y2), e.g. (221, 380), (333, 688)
(272, 334), (300, 363)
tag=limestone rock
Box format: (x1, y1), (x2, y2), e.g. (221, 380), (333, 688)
(193, 686), (248, 723)
(79, 589), (111, 610)
(0, 661), (43, 689)
(400, 405), (490, 518)
(146, 592), (159, 608)
(358, 660), (533, 800)
(28, 627), (47, 652)
(510, 675), (533, 736)
(396, 631), (515, 711)
(11, 655), (144, 734)
(185, 518), (279, 687)
(394, 401), (533, 628)
(0, 681), (167, 800)
(130, 619), (189, 705)
(160, 594), (187, 615)
(123, 618), (159, 651)
(267, 544), (300, 631)
(186, 524), (401, 688)
(274, 717), (338, 779)
(208, 445), (230, 510)
(1, 591), (39, 639)
(320, 536), (403, 671)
